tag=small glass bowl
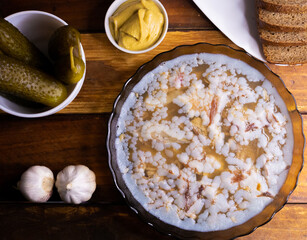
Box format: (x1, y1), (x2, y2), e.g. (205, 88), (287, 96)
(107, 43), (304, 239)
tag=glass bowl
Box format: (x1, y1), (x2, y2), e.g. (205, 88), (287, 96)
(107, 43), (304, 239)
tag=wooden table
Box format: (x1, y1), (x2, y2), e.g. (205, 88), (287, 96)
(0, 1), (306, 239)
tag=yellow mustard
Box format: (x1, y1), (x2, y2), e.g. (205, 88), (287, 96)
(110, 0), (164, 51)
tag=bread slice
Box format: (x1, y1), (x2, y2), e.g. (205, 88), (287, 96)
(258, 8), (307, 32)
(262, 44), (307, 64)
(259, 28), (307, 45)
(257, 0), (307, 13)
(256, 0), (307, 64)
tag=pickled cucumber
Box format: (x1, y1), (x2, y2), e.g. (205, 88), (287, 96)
(48, 25), (82, 60)
(0, 18), (51, 71)
(48, 25), (85, 84)
(54, 55), (85, 84)
(0, 55), (67, 107)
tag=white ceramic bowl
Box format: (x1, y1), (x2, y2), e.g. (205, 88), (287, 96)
(104, 0), (168, 54)
(1, 10), (86, 118)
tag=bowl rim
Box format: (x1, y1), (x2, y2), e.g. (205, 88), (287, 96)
(107, 42), (305, 239)
(1, 10), (86, 118)
(104, 0), (169, 54)
(5, 10), (67, 25)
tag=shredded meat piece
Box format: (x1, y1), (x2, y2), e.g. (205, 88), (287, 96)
(272, 114), (279, 123)
(197, 185), (204, 198)
(192, 127), (200, 136)
(184, 182), (191, 211)
(258, 192), (274, 198)
(245, 122), (258, 132)
(175, 72), (184, 87)
(231, 170), (245, 183)
(209, 96), (219, 124)
(178, 72), (183, 82)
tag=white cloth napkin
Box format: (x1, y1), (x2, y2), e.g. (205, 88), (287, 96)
(193, 0), (266, 62)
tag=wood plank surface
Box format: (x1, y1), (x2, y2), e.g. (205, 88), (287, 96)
(0, 31), (306, 115)
(0, 114), (121, 203)
(24, 31), (303, 115)
(0, 0), (306, 239)
(0, 0), (214, 32)
(0, 113), (305, 204)
(0, 203), (306, 240)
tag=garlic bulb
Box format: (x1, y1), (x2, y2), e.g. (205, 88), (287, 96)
(18, 166), (54, 202)
(55, 165), (96, 204)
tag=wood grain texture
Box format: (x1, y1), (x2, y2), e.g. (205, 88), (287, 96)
(0, 114), (121, 203)
(0, 113), (305, 203)
(0, 1), (306, 238)
(20, 31), (303, 115)
(0, 203), (173, 240)
(0, 0), (214, 32)
(1, 32), (305, 115)
(267, 64), (307, 113)
(0, 203), (306, 240)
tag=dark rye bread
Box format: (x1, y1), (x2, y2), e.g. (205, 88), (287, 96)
(258, 8), (307, 32)
(262, 44), (307, 64)
(256, 0), (307, 64)
(259, 29), (307, 45)
(258, 0), (307, 13)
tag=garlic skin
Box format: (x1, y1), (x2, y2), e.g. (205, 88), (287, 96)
(55, 165), (96, 204)
(18, 166), (54, 202)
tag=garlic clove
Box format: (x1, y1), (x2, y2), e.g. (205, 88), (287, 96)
(55, 165), (96, 204)
(18, 165), (54, 202)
